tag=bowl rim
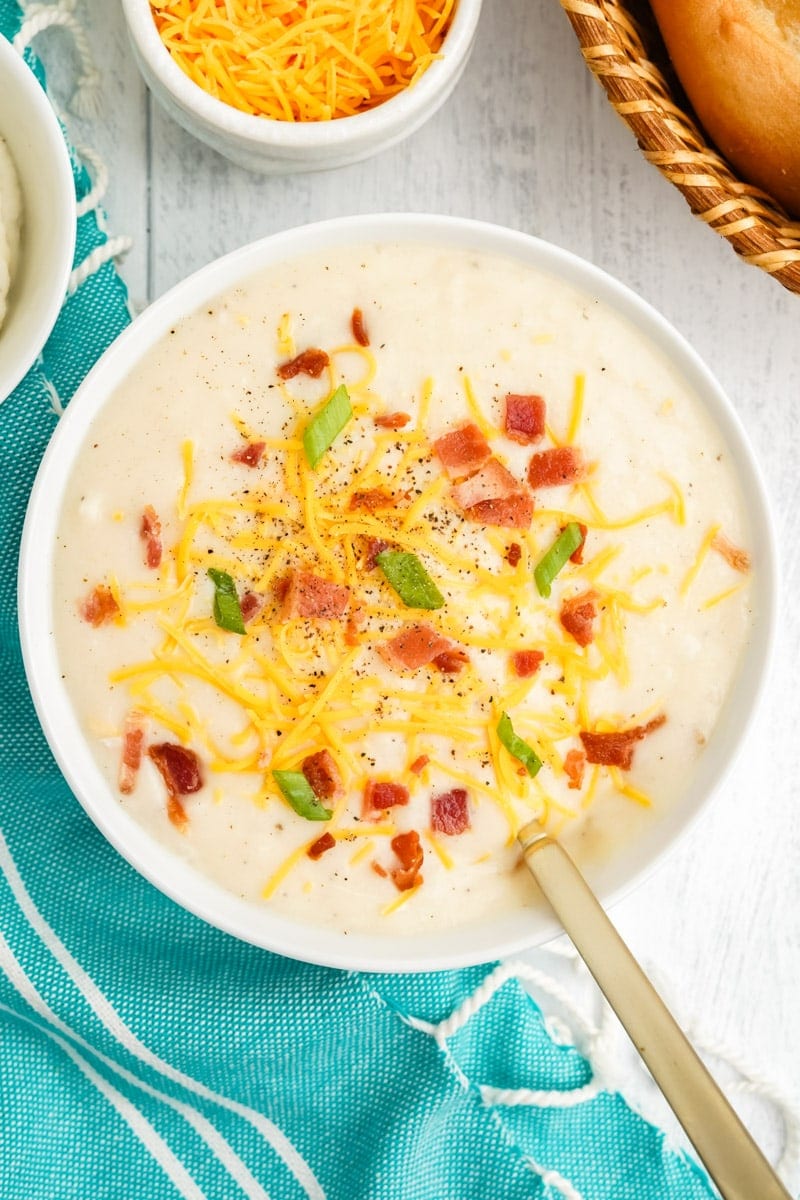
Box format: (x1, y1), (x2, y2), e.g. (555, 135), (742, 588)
(120, 0), (483, 147)
(18, 213), (779, 972)
(0, 37), (76, 402)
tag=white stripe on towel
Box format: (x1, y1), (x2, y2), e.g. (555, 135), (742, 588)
(2, 1002), (203, 1199)
(0, 830), (325, 1200)
(0, 930), (268, 1200)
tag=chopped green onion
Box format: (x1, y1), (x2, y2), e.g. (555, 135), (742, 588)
(208, 568), (245, 635)
(272, 770), (332, 821)
(375, 550), (444, 610)
(497, 712), (542, 778)
(303, 384), (352, 469)
(533, 522), (584, 598)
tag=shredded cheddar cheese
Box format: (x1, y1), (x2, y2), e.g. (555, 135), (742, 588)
(277, 312), (294, 358)
(425, 832), (454, 870)
(151, 0), (455, 122)
(106, 574), (126, 624)
(177, 440), (195, 520)
(701, 582), (747, 611)
(607, 767), (652, 808)
(462, 373), (494, 439)
(680, 523), (722, 596)
(349, 839), (376, 865)
(381, 882), (423, 916)
(262, 839), (316, 899)
(580, 765), (600, 810)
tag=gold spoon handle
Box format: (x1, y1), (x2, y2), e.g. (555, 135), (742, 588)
(518, 820), (792, 1200)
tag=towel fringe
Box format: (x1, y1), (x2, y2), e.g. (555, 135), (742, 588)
(405, 946), (799, 1191)
(68, 236), (133, 297)
(13, 1), (102, 119)
(73, 142), (109, 216)
(520, 946), (800, 1184)
(9, 6), (134, 335)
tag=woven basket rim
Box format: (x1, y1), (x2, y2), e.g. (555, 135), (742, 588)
(560, 0), (800, 294)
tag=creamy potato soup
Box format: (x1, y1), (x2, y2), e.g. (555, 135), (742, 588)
(53, 243), (753, 935)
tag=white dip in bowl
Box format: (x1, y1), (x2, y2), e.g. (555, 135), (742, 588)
(0, 36), (75, 402)
(19, 215), (776, 972)
(0, 135), (22, 333)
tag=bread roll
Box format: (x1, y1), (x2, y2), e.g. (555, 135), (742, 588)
(650, 0), (800, 217)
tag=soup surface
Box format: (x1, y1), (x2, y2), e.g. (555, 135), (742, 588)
(53, 242), (753, 935)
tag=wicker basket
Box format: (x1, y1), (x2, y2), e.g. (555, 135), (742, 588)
(560, 0), (800, 294)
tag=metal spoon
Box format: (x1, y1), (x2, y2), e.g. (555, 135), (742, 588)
(518, 819), (791, 1200)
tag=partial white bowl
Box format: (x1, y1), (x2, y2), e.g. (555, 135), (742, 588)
(121, 0), (482, 173)
(18, 215), (778, 972)
(0, 37), (75, 402)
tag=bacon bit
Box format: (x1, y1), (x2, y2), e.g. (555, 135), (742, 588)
(505, 394), (546, 444)
(231, 441), (266, 468)
(276, 347), (329, 380)
(278, 569), (351, 621)
(466, 495), (534, 529)
(148, 743), (203, 795)
(273, 575), (290, 603)
(240, 591), (263, 623)
(118, 711), (145, 796)
(432, 648), (470, 675)
(560, 590), (599, 647)
(140, 505), (162, 570)
(506, 542), (522, 567)
(528, 446), (586, 489)
(371, 861), (388, 878)
(409, 755), (430, 775)
(363, 780), (410, 820)
(563, 748), (586, 790)
(302, 749), (343, 800)
(451, 458), (522, 509)
(431, 789), (470, 835)
(349, 487), (397, 512)
(375, 411), (410, 430)
(390, 830), (423, 891)
(166, 795), (189, 831)
(307, 832), (336, 861)
(580, 715), (666, 771)
(79, 584), (120, 627)
(351, 306), (369, 346)
(511, 649), (544, 678)
(433, 422), (492, 479)
(446, 456), (535, 530)
(568, 522), (588, 564)
(392, 830), (421, 869)
(378, 623), (454, 671)
(148, 743), (203, 830)
(366, 537), (391, 568)
(711, 532), (751, 573)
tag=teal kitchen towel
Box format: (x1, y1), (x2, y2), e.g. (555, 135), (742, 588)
(0, 6), (718, 1197)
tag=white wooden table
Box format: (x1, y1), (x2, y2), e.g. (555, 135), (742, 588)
(46, 0), (800, 1183)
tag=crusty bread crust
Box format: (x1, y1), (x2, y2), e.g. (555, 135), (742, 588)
(650, 0), (800, 216)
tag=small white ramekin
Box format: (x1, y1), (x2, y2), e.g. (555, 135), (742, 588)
(0, 36), (75, 403)
(18, 215), (778, 973)
(121, 0), (483, 173)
